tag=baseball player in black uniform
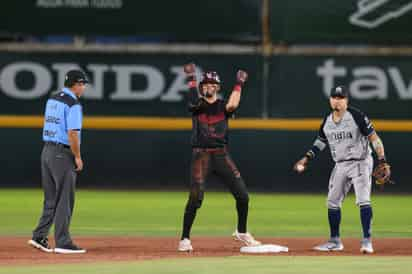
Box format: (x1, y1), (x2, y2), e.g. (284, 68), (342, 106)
(178, 63), (260, 252)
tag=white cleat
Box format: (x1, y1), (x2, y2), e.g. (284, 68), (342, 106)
(360, 238), (374, 254)
(313, 238), (344, 251)
(233, 230), (261, 246)
(178, 238), (193, 252)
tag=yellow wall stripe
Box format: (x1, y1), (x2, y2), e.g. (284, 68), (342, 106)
(0, 115), (412, 131)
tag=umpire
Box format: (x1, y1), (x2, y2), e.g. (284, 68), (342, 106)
(28, 70), (88, 254)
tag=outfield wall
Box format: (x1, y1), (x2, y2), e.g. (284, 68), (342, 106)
(1, 51), (412, 118)
(0, 128), (409, 192)
(0, 50), (411, 191)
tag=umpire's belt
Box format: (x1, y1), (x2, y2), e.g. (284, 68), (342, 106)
(193, 147), (227, 153)
(44, 141), (70, 149)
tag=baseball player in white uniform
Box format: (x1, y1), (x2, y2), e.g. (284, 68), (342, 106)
(294, 86), (391, 254)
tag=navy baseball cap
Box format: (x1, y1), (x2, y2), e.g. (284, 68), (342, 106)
(330, 86), (348, 98)
(64, 70), (89, 86)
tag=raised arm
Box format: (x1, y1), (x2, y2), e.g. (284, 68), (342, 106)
(183, 63), (204, 112)
(226, 70), (248, 113)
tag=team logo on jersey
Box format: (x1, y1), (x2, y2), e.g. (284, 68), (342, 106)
(329, 131), (354, 141)
(349, 0), (412, 29)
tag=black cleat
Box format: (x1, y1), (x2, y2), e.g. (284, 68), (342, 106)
(28, 237), (53, 253)
(54, 242), (86, 254)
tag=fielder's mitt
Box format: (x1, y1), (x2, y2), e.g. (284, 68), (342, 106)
(372, 160), (392, 185)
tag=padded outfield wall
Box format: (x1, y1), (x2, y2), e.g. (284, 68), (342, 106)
(0, 50), (411, 191)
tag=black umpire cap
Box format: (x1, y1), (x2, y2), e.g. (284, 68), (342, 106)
(330, 85), (349, 98)
(64, 70), (89, 87)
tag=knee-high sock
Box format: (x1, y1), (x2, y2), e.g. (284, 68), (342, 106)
(360, 205), (373, 238)
(181, 205), (198, 240)
(328, 208), (341, 238)
(236, 199), (249, 233)
(229, 177), (249, 233)
(181, 187), (204, 240)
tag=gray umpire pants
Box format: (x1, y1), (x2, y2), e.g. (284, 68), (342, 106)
(32, 142), (77, 247)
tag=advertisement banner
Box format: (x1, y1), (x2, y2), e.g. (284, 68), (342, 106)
(0, 52), (263, 117)
(270, 0), (412, 44)
(0, 0), (261, 41)
(269, 55), (412, 119)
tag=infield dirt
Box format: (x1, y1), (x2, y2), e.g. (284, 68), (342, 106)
(1, 237), (412, 265)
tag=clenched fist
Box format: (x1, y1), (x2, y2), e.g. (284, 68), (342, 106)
(236, 70), (248, 84)
(184, 63), (196, 75)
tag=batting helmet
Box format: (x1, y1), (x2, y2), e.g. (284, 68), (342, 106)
(199, 71), (221, 87)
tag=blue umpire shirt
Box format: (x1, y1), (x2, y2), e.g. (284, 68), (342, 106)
(42, 88), (83, 145)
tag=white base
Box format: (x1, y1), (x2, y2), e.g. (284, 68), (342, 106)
(54, 248), (87, 254)
(240, 244), (288, 253)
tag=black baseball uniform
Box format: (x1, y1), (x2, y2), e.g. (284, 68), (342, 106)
(180, 78), (249, 240)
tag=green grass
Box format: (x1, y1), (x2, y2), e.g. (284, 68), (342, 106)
(1, 189), (411, 273)
(3, 257), (412, 274)
(1, 189), (411, 237)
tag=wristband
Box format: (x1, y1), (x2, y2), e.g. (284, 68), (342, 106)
(188, 80), (197, 89)
(305, 151), (315, 160)
(233, 84), (242, 92)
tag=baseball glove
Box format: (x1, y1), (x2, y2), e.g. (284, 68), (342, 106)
(372, 160), (392, 185)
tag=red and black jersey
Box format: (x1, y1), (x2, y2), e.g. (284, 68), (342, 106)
(186, 79), (233, 148)
(191, 99), (233, 148)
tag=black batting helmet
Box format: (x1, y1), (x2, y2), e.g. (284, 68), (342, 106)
(199, 71), (221, 88)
